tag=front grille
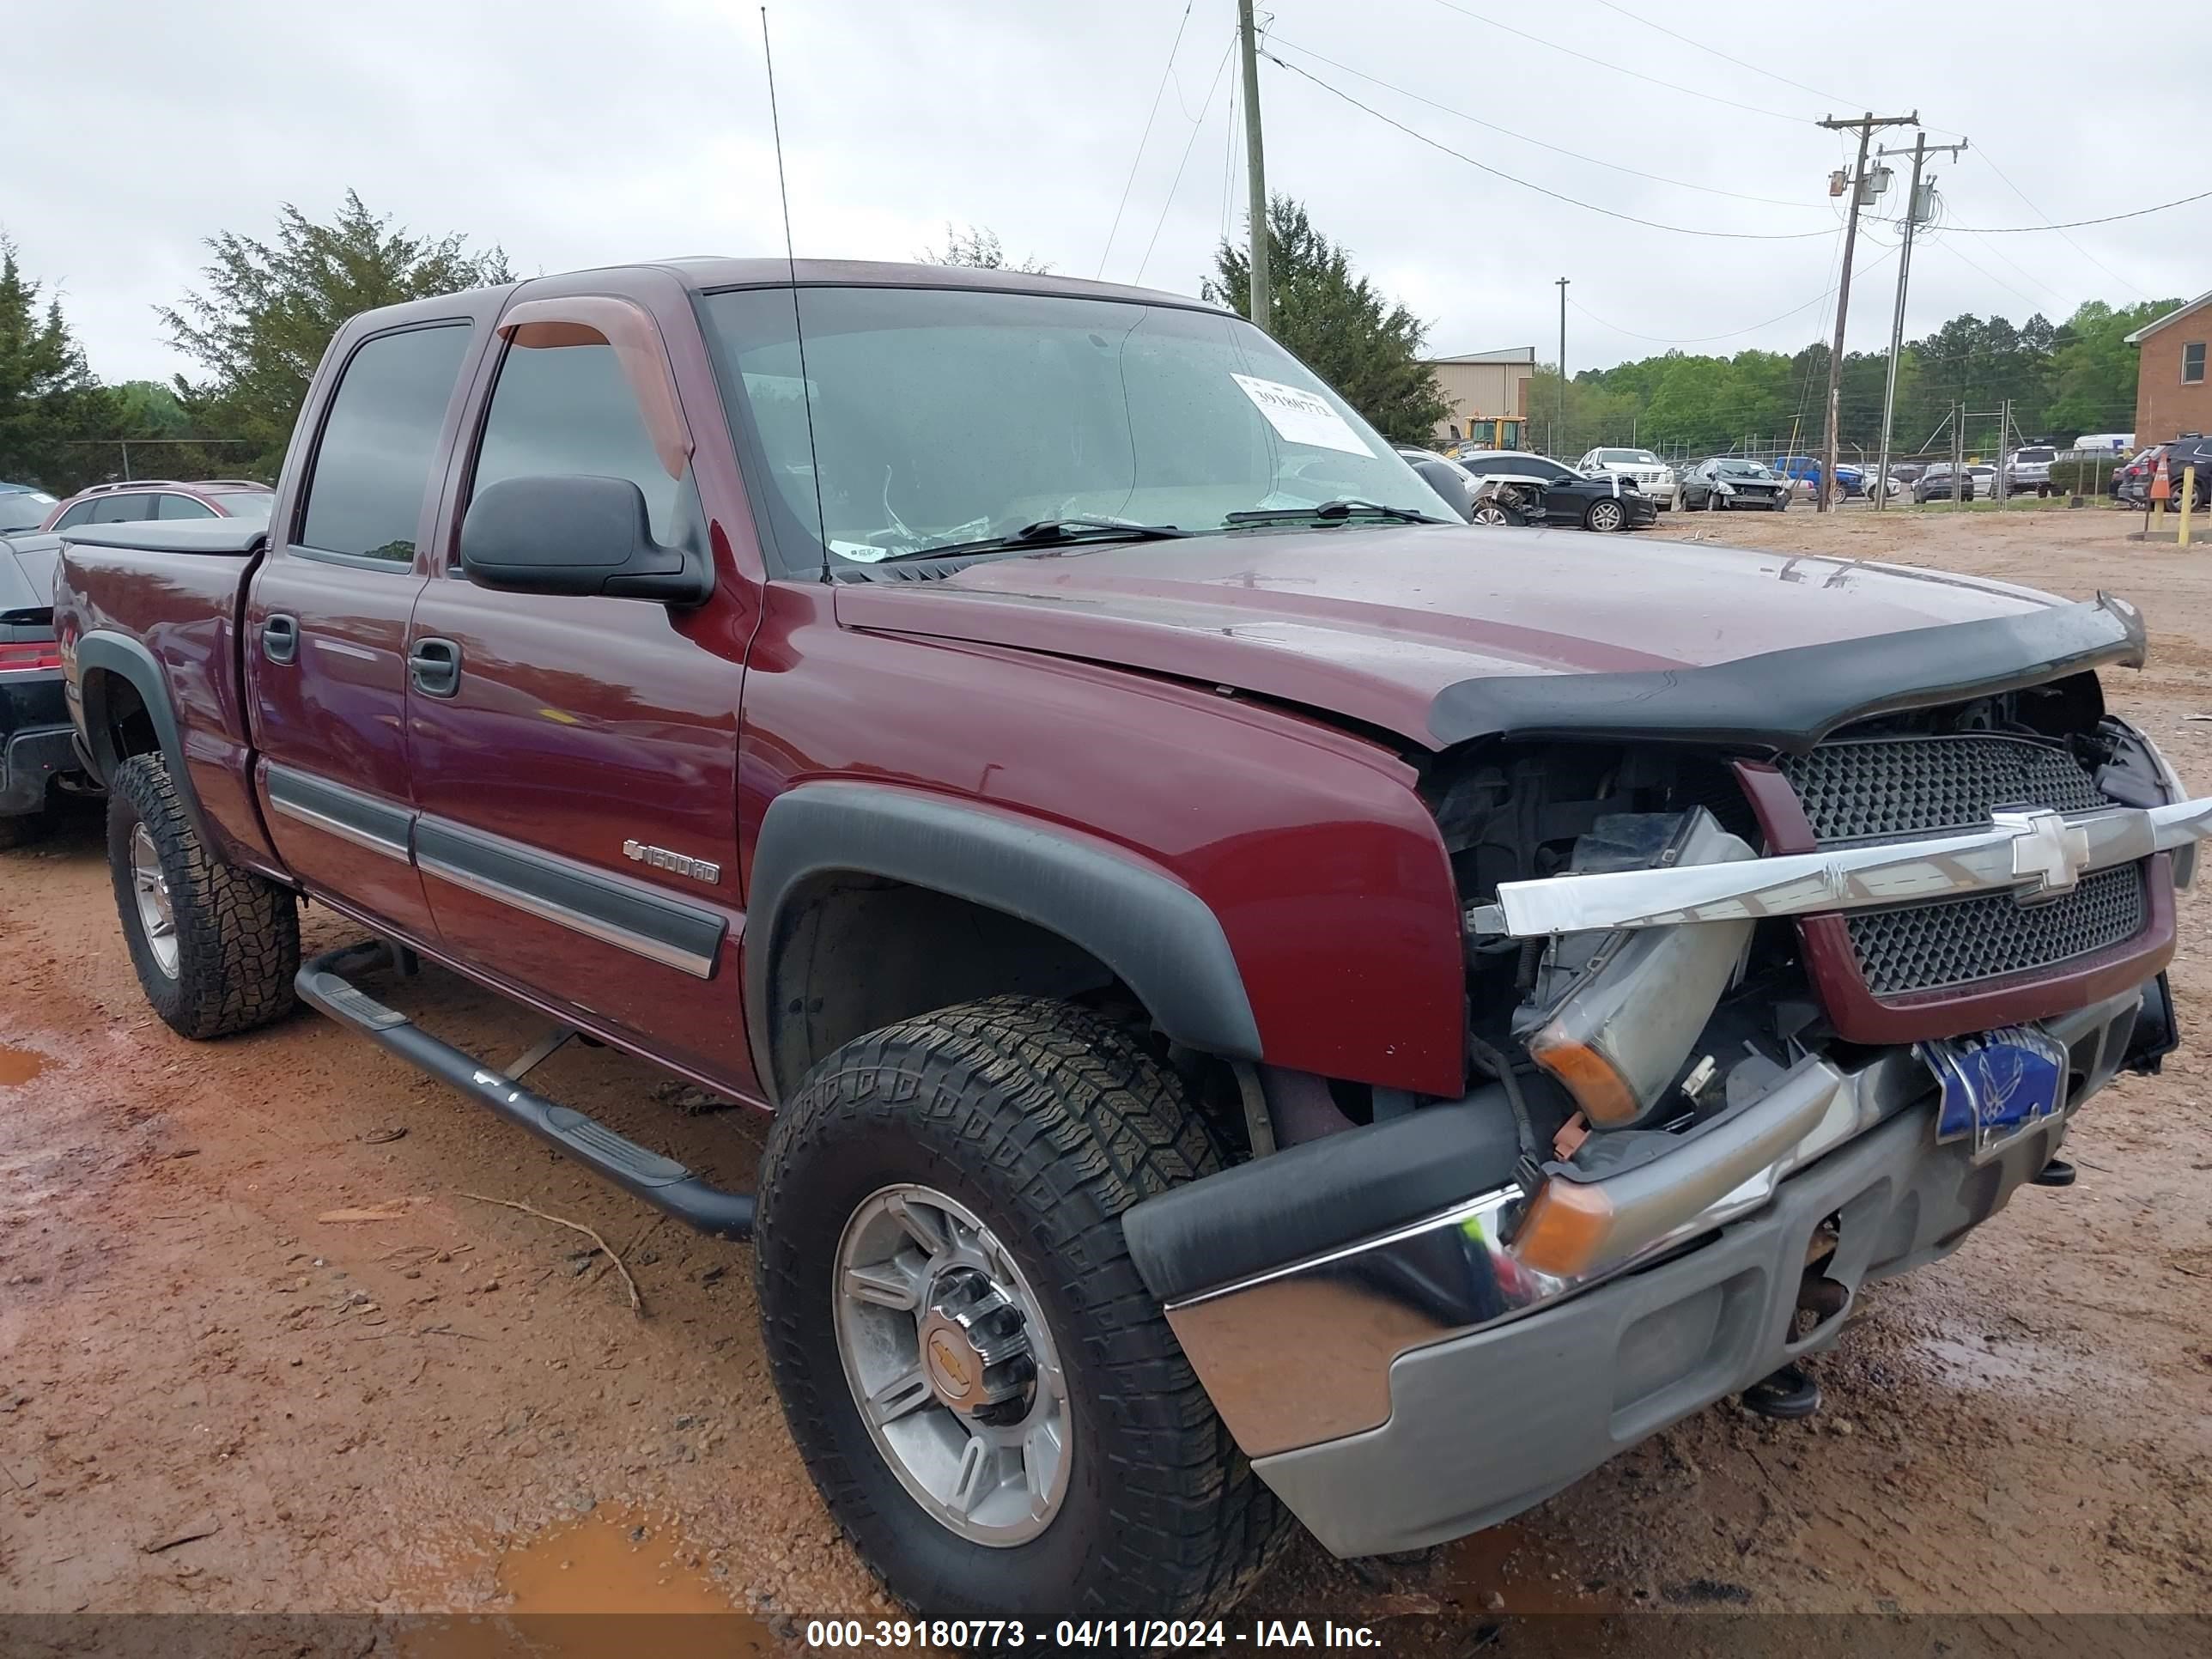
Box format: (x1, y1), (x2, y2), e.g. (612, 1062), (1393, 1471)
(1846, 864), (2148, 995)
(1780, 733), (2107, 847)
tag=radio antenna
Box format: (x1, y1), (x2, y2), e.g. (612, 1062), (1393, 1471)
(761, 6), (830, 581)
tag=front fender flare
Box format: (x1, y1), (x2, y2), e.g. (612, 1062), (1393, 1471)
(744, 781), (1261, 1104)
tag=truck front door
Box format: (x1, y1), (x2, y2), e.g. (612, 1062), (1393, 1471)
(246, 319), (479, 936)
(405, 288), (759, 1095)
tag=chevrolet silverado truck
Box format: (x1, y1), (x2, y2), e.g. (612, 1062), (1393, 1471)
(52, 259), (2209, 1620)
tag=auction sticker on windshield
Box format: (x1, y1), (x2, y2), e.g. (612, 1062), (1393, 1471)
(1231, 373), (1370, 457)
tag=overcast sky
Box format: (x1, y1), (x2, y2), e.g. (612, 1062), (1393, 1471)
(8, 0), (2205, 390)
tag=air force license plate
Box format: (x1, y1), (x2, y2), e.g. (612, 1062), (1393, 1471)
(1916, 1026), (2069, 1161)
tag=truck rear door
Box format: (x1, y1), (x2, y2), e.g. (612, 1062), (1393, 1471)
(404, 285), (757, 1092)
(245, 318), (479, 935)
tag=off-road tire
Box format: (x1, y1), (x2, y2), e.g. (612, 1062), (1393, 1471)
(106, 753), (299, 1039)
(756, 995), (1292, 1620)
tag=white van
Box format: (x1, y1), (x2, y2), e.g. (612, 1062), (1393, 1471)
(2070, 433), (2134, 453)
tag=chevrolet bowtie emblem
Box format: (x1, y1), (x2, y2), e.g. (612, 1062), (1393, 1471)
(1993, 808), (2092, 901)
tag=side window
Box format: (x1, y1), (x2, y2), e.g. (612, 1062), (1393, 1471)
(2185, 343), (2206, 385)
(469, 333), (682, 542)
(156, 493), (216, 520)
(91, 493), (158, 523)
(1535, 460), (1573, 483)
(53, 501), (95, 530)
(300, 324), (471, 562)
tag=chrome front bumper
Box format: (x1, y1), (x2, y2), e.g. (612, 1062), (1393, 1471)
(1167, 986), (2147, 1467)
(1468, 794), (2212, 939)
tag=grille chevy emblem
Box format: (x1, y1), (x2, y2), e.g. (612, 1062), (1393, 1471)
(622, 840), (721, 884)
(1994, 808), (2091, 900)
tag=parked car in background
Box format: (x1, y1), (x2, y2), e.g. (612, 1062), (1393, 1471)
(1680, 457), (1789, 511)
(2160, 434), (2212, 506)
(2116, 446), (2166, 507)
(1455, 450), (1658, 531)
(1574, 447), (1676, 508)
(2005, 446), (2058, 496)
(2071, 433), (2134, 454)
(1914, 464), (1997, 502)
(3, 483), (61, 534)
(2, 529), (90, 845)
(1773, 454), (1867, 498)
(40, 478), (273, 532)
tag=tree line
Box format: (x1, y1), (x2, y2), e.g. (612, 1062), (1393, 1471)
(1527, 297), (2169, 463)
(0, 190), (2163, 499)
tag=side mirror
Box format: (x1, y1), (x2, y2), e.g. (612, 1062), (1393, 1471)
(1407, 456), (1476, 522)
(459, 475), (712, 605)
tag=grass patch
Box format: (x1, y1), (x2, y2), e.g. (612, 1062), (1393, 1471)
(1893, 496), (2109, 514)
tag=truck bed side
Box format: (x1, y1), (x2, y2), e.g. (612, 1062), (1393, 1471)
(54, 521), (282, 873)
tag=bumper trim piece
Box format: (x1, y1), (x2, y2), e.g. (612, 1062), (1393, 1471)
(1169, 986), (2144, 1462)
(1238, 986), (2146, 1558)
(1469, 794), (2212, 939)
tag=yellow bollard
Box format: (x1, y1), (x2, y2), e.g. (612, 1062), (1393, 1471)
(2181, 466), (2198, 547)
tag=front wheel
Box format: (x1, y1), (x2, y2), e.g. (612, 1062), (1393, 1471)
(756, 997), (1289, 1620)
(1470, 500), (1522, 526)
(1583, 498), (1627, 532)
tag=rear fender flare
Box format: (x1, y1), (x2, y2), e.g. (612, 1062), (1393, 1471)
(73, 630), (216, 850)
(744, 781), (1261, 1104)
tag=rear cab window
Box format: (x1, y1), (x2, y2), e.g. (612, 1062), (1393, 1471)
(298, 325), (474, 566)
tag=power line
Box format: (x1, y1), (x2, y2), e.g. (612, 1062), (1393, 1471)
(1965, 149), (2149, 301)
(1134, 35), (1236, 284)
(1945, 185), (2212, 232)
(1096, 0), (1195, 278)
(1589, 0), (1863, 106)
(1424, 0), (1814, 126)
(1265, 33), (1824, 210)
(1264, 53), (1836, 240)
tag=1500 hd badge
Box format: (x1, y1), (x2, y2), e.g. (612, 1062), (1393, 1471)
(622, 840), (721, 884)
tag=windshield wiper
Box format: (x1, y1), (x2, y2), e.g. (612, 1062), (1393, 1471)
(1222, 499), (1447, 526)
(872, 518), (1191, 564)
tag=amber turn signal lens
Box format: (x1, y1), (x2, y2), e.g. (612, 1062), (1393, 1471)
(1511, 1177), (1616, 1277)
(1528, 1036), (1642, 1127)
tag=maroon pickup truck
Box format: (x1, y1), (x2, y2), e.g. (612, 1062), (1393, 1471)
(52, 258), (2210, 1620)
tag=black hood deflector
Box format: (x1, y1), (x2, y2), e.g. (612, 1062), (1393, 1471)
(1427, 592), (2146, 755)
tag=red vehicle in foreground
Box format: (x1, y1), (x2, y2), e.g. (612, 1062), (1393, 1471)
(52, 259), (2210, 1620)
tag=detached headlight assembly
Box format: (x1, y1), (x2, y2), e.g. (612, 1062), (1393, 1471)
(1512, 809), (1756, 1129)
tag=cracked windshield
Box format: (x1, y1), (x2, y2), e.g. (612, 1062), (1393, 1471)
(705, 285), (1446, 571)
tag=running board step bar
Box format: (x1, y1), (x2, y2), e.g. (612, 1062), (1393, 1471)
(296, 942), (756, 1240)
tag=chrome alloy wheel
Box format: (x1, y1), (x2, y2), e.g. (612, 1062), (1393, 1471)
(131, 823), (179, 977)
(833, 1183), (1071, 1546)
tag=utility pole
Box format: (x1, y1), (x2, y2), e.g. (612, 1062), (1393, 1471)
(1237, 0), (1269, 334)
(1556, 276), (1569, 457)
(1815, 111), (1917, 513)
(1872, 131), (1966, 511)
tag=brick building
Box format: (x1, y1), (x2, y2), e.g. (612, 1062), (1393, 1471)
(2126, 291), (2211, 445)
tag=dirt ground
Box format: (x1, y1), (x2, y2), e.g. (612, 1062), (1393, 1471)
(3, 503), (2210, 1653)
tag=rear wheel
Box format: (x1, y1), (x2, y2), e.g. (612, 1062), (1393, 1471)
(1583, 498), (1626, 532)
(756, 996), (1290, 1619)
(106, 753), (299, 1039)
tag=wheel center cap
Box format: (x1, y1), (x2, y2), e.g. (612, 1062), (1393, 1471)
(923, 1324), (981, 1403)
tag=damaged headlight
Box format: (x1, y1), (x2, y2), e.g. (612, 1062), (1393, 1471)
(1511, 809), (1756, 1129)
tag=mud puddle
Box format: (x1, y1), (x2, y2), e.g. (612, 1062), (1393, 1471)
(0, 1041), (47, 1085)
(399, 1510), (780, 1659)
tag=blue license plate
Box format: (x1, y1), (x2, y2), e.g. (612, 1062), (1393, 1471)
(1916, 1026), (2069, 1162)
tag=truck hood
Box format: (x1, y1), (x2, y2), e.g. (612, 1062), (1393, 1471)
(832, 524), (2111, 753)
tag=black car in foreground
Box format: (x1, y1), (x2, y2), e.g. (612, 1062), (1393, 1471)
(1450, 450), (1658, 532)
(1681, 457), (1790, 511)
(1, 532), (90, 846)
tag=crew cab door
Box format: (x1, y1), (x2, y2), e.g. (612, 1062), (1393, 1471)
(246, 319), (478, 935)
(405, 289), (757, 1091)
